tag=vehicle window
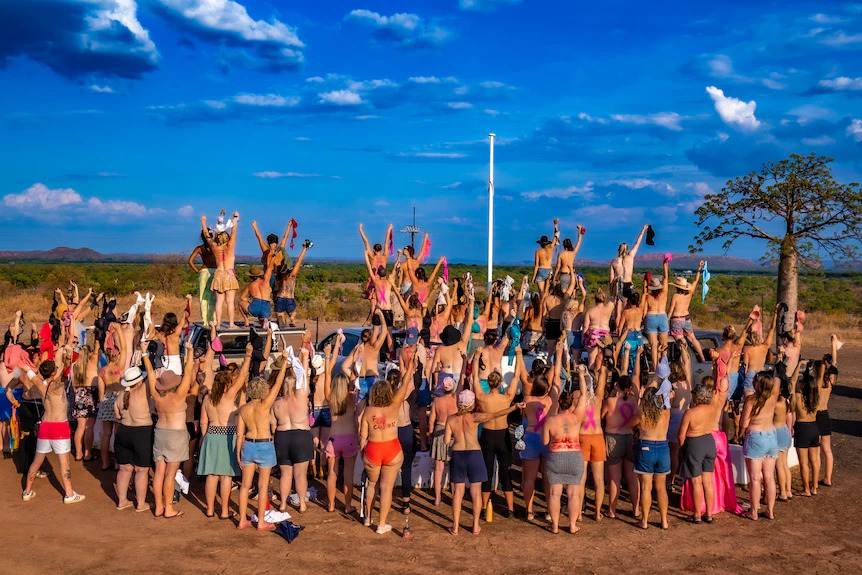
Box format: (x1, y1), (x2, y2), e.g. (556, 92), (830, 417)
(317, 334), (336, 353)
(341, 334), (359, 357)
(698, 338), (718, 352)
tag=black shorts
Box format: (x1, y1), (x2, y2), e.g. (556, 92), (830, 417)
(381, 309), (394, 328)
(115, 424), (153, 468)
(544, 318), (562, 341)
(622, 281), (635, 299)
(274, 429), (314, 466)
(794, 421), (820, 448)
(681, 433), (716, 479)
(186, 421), (201, 441)
(816, 410), (831, 436)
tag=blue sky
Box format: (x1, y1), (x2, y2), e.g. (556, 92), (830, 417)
(1, 0), (860, 263)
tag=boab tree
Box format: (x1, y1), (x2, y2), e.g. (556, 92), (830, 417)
(690, 153), (861, 331)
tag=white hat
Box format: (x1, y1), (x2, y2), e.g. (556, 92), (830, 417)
(310, 354), (325, 371)
(122, 367), (145, 388)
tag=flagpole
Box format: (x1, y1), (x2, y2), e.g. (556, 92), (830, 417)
(487, 133), (495, 293)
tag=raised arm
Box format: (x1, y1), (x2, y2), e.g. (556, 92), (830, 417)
(278, 218), (294, 251)
(228, 212), (240, 250)
(630, 224), (648, 258)
(200, 216), (214, 248)
(574, 364), (588, 419)
(427, 257), (446, 290)
(290, 245), (309, 278)
(765, 303), (780, 348)
(175, 343), (196, 397)
(262, 352), (288, 409)
(690, 260), (705, 291)
(358, 223), (372, 253)
(383, 224), (393, 259)
(251, 220), (268, 254)
(392, 352), (418, 407)
(141, 345), (158, 398)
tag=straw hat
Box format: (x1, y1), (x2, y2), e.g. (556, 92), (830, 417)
(648, 276), (664, 291)
(672, 276), (691, 291)
(248, 265), (264, 278)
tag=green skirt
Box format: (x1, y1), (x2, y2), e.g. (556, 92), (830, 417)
(197, 427), (240, 477)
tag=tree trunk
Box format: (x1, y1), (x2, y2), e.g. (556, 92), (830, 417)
(776, 239), (798, 334)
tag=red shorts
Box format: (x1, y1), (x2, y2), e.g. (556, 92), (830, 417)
(38, 420), (72, 440)
(364, 438), (401, 466)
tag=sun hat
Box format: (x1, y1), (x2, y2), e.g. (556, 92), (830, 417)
(156, 370), (182, 391)
(248, 265), (264, 278)
(440, 325), (461, 347)
(672, 276), (691, 291)
(121, 367), (145, 388)
(310, 354), (325, 371)
(442, 375), (456, 392)
(536, 235), (552, 247)
(648, 276), (664, 291)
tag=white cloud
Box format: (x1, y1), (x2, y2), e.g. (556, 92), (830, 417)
(705, 86), (761, 131)
(155, 0), (304, 69)
(819, 31), (862, 46)
(606, 178), (676, 195)
(88, 197), (147, 216)
(522, 183), (595, 201)
(447, 101), (473, 110)
(801, 136), (836, 146)
(484, 109), (500, 116)
(810, 13), (844, 24)
(318, 90), (363, 106)
(578, 112), (609, 125)
(177, 205), (194, 217)
(253, 171), (339, 179)
(233, 93), (299, 107)
(707, 54), (735, 78)
(409, 76), (441, 84)
(458, 0), (521, 12)
(688, 182), (713, 196)
(480, 81), (505, 89)
(577, 203), (642, 222)
(3, 183), (82, 209)
(847, 119), (862, 143)
(345, 9), (450, 48)
(818, 76), (862, 91)
(374, 200), (390, 207)
(398, 152), (467, 159)
(306, 76), (325, 83)
(610, 112), (685, 131)
(88, 84), (115, 94)
(441, 182), (462, 189)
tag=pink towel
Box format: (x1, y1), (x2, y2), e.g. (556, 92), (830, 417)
(681, 430), (743, 515)
(4, 344), (34, 373)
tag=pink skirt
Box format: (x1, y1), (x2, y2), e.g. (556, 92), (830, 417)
(681, 430), (743, 515)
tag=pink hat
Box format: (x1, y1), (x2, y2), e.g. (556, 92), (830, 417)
(457, 389), (475, 409)
(442, 375), (455, 392)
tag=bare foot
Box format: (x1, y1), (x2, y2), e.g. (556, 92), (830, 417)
(327, 505), (335, 513)
(447, 525), (458, 536)
(800, 490), (812, 497)
(661, 521), (669, 530)
(228, 323), (238, 329)
(569, 525), (581, 534)
(472, 525), (481, 535)
(344, 506), (355, 515)
(299, 503), (307, 513)
(594, 512), (602, 522)
(603, 510), (616, 519)
(638, 517), (648, 529)
(549, 525), (559, 534)
(278, 505), (287, 512)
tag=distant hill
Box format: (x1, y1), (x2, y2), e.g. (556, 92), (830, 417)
(632, 253), (773, 272)
(0, 247), (112, 261)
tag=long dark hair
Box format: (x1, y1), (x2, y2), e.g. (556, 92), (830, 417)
(801, 362), (820, 414)
(158, 313), (178, 336)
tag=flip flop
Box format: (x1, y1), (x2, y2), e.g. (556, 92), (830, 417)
(219, 512), (237, 520)
(116, 501), (134, 511)
(135, 505), (152, 513)
(163, 511), (184, 519)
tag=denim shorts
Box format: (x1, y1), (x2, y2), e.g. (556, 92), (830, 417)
(248, 298), (272, 320)
(743, 370), (757, 394)
(743, 428), (778, 460)
(275, 297), (296, 314)
(727, 371), (741, 399)
(520, 430), (545, 461)
(634, 439), (670, 475)
(358, 376), (376, 401)
(240, 439), (276, 469)
(775, 425), (792, 452)
(535, 268), (552, 282)
(643, 313), (669, 335)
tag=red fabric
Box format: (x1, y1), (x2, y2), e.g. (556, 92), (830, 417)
(364, 438), (401, 466)
(289, 218), (299, 250)
(3, 345), (34, 372)
(38, 421), (71, 440)
(681, 430), (743, 515)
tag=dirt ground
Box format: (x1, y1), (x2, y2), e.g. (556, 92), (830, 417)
(2, 342), (861, 575)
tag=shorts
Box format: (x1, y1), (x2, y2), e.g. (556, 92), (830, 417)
(644, 313), (669, 335)
(634, 439), (671, 475)
(275, 297), (297, 314)
(519, 430), (545, 461)
(325, 434), (359, 459)
(776, 425), (792, 452)
(567, 331), (583, 350)
(816, 410), (831, 436)
(727, 371), (741, 401)
(545, 449), (584, 485)
(669, 315), (693, 337)
(274, 429), (314, 466)
(71, 386), (98, 419)
(431, 423), (452, 462)
(580, 433), (607, 463)
(667, 411), (684, 443)
(211, 268), (239, 293)
(743, 370), (757, 395)
(115, 424), (153, 468)
(544, 318), (562, 341)
(558, 273), (572, 292)
(605, 432), (635, 465)
(240, 438), (277, 469)
(358, 376), (377, 402)
(535, 268), (552, 283)
(163, 354), (182, 377)
(310, 407), (332, 428)
(418, 379), (432, 407)
(153, 427), (191, 463)
(381, 309), (394, 328)
(794, 421), (820, 449)
(681, 433), (716, 479)
(36, 421), (72, 454)
(248, 298), (272, 320)
(450, 449), (488, 484)
(743, 428), (778, 460)
(364, 438), (402, 466)
(584, 328), (610, 350)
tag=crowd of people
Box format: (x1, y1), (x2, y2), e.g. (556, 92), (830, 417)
(0, 214), (843, 538)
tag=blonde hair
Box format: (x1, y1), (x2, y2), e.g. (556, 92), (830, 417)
(368, 379), (394, 407)
(247, 376), (270, 400)
(72, 345), (91, 387)
(330, 373), (351, 416)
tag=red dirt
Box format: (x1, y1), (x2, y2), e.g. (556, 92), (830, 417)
(2, 343), (861, 575)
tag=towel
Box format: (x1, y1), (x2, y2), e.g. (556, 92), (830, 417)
(701, 261), (710, 304)
(657, 377), (672, 409)
(285, 346), (306, 390)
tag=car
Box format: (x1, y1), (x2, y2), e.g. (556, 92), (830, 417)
(315, 327), (405, 376)
(182, 322), (307, 364)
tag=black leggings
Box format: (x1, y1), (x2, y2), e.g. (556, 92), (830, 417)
(398, 425), (415, 498)
(17, 400), (42, 483)
(480, 428), (513, 493)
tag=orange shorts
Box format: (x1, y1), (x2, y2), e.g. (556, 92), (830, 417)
(580, 433), (607, 463)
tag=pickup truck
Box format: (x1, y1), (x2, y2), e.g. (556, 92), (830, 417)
(182, 322), (307, 363)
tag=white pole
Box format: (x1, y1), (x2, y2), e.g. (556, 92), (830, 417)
(487, 133), (495, 293)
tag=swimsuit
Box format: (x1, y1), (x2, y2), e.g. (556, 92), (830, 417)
(644, 313), (669, 335)
(450, 449), (488, 484)
(584, 328), (609, 350)
(248, 298), (272, 320)
(274, 429), (314, 465)
(364, 438), (402, 466)
(115, 424), (153, 468)
(325, 434), (359, 459)
(211, 268), (239, 293)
